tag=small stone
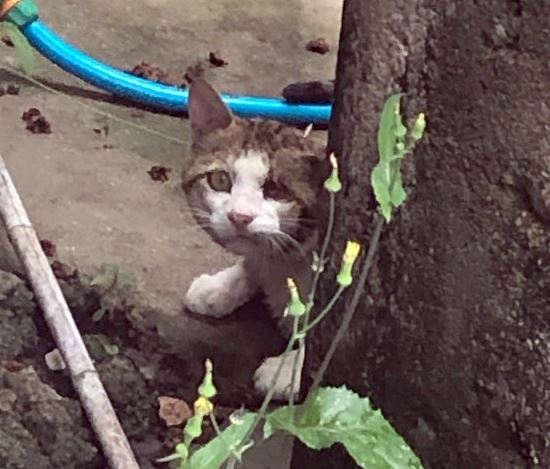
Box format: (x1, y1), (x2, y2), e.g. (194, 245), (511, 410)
(45, 348), (66, 371)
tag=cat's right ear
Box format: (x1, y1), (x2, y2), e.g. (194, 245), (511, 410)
(188, 79), (233, 138)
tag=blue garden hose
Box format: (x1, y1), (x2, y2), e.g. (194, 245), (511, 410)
(4, 0), (332, 124)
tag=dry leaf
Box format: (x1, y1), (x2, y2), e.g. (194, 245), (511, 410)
(208, 51), (228, 67)
(147, 165), (172, 182)
(158, 396), (193, 427)
(40, 239), (57, 257)
(22, 107), (51, 134)
(306, 37), (330, 54)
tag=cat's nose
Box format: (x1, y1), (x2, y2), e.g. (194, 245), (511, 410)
(228, 211), (255, 228)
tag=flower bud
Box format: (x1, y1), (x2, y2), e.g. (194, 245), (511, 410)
(184, 414), (203, 439)
(198, 359), (217, 399)
(336, 241), (361, 287)
(411, 113), (426, 141)
(286, 278), (306, 317)
(324, 153), (342, 193)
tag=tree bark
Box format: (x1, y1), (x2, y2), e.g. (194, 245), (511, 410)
(292, 0), (550, 468)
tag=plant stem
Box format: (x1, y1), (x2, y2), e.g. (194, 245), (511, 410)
(209, 412), (241, 463)
(288, 336), (303, 408)
(304, 216), (385, 405)
(300, 285), (346, 335)
(236, 316), (300, 450)
(305, 192), (336, 319)
(290, 190), (336, 408)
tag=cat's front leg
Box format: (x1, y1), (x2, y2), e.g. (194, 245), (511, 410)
(253, 347), (305, 400)
(184, 261), (257, 318)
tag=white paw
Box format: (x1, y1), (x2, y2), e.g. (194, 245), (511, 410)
(253, 349), (303, 400)
(184, 273), (234, 317)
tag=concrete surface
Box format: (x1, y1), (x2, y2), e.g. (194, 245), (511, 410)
(0, 0), (342, 467)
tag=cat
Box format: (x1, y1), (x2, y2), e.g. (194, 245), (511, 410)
(181, 79), (329, 399)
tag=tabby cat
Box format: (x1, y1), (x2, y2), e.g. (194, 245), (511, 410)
(182, 79), (329, 398)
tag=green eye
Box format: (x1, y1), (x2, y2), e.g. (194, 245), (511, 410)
(207, 170), (232, 192)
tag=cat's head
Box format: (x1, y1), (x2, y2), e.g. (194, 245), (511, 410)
(182, 79), (329, 256)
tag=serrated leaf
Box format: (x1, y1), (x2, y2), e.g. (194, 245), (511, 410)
(1, 23), (35, 75)
(91, 263), (119, 291)
(390, 171), (407, 207)
(265, 386), (423, 469)
(371, 163), (393, 222)
(377, 94), (402, 161)
(85, 334), (119, 356)
(184, 413), (256, 469)
(116, 269), (136, 290)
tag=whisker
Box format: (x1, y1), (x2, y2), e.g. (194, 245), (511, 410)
(258, 231), (305, 258)
(280, 215), (317, 222)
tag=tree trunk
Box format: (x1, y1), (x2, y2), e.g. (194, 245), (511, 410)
(292, 0), (550, 468)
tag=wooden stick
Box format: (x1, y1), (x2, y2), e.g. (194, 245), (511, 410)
(0, 154), (139, 469)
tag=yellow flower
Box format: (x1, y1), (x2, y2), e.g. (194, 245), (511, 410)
(193, 396), (214, 416)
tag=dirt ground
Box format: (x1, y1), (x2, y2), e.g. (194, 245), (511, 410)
(0, 0), (341, 467)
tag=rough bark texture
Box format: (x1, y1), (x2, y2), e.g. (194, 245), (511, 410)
(292, 0), (550, 468)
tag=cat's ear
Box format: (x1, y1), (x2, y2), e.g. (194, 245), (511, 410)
(188, 79), (233, 138)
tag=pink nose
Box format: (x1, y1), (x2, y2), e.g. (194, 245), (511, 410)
(228, 211), (255, 228)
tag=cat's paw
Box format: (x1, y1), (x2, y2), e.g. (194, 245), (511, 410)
(184, 273), (235, 317)
(253, 350), (303, 400)
(185, 262), (257, 318)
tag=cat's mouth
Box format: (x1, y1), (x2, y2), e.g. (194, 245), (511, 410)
(212, 230), (258, 248)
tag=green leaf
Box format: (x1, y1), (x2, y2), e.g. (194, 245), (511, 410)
(265, 386), (424, 469)
(0, 23), (35, 75)
(91, 263), (119, 291)
(390, 171), (407, 207)
(85, 334), (119, 356)
(394, 121), (407, 139)
(184, 413), (256, 469)
(377, 94), (402, 161)
(102, 342), (119, 356)
(371, 163), (393, 222)
(116, 269), (136, 290)
(91, 306), (108, 322)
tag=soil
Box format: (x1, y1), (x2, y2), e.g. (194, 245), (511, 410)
(0, 267), (285, 468)
(0, 0), (341, 467)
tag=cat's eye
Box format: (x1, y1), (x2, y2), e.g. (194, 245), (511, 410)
(207, 170), (232, 192)
(263, 179), (288, 200)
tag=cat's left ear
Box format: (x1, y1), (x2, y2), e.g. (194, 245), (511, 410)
(188, 79), (233, 138)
